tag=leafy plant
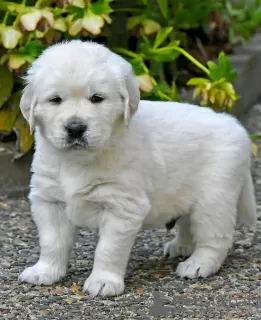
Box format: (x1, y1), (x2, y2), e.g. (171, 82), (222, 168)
(0, 0), (260, 159)
(225, 0), (261, 44)
(187, 51), (239, 112)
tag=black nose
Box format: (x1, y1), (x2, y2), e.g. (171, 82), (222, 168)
(66, 122), (87, 139)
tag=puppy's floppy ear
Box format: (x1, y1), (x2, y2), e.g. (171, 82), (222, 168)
(121, 66), (140, 127)
(20, 83), (37, 135)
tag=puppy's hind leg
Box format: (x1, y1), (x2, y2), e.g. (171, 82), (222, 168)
(164, 215), (195, 258)
(176, 194), (237, 279)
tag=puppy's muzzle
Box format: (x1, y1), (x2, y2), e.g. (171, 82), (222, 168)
(66, 121), (87, 139)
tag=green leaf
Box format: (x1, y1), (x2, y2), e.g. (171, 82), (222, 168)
(15, 40), (47, 59)
(2, 2), (27, 14)
(130, 58), (148, 75)
(187, 77), (210, 86)
(153, 27), (173, 49)
(0, 54), (9, 65)
(218, 51), (230, 74)
(157, 0), (168, 19)
(139, 41), (151, 56)
(146, 47), (179, 62)
(207, 52), (238, 82)
(207, 60), (222, 81)
(168, 40), (181, 47)
(229, 70), (238, 82)
(211, 78), (227, 88)
(153, 51), (179, 62)
(207, 61), (218, 72)
(0, 90), (21, 134)
(250, 134), (261, 140)
(140, 31), (151, 47)
(91, 0), (113, 15)
(0, 65), (13, 108)
(252, 8), (261, 22)
(127, 16), (143, 30)
(8, 54), (27, 70)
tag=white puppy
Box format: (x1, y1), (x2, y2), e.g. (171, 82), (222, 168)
(19, 40), (256, 297)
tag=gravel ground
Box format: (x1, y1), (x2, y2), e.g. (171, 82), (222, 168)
(1, 105), (261, 320)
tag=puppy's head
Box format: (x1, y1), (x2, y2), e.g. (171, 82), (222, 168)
(20, 40), (140, 151)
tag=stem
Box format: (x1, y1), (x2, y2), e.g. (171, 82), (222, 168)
(142, 63), (149, 74)
(114, 47), (140, 59)
(26, 32), (33, 45)
(159, 64), (166, 83)
(225, 0), (233, 17)
(151, 76), (157, 86)
(3, 11), (9, 24)
(36, 0), (42, 8)
(171, 46), (210, 76)
(157, 90), (172, 101)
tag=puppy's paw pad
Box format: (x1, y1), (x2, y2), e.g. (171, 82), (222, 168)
(19, 263), (65, 285)
(164, 239), (194, 258)
(83, 271), (124, 297)
(176, 257), (217, 279)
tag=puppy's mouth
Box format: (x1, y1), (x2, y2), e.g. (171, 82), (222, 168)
(65, 138), (88, 150)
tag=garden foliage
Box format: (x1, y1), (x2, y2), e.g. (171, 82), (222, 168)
(0, 0), (261, 158)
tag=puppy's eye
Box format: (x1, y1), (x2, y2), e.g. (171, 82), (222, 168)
(49, 96), (62, 104)
(90, 94), (104, 103)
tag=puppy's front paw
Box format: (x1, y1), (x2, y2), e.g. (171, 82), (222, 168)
(164, 238), (194, 258)
(19, 262), (66, 285)
(83, 270), (124, 297)
(176, 256), (219, 279)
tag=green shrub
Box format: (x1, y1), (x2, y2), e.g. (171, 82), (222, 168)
(0, 0), (260, 159)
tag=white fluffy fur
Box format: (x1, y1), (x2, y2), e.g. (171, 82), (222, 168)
(18, 40), (256, 297)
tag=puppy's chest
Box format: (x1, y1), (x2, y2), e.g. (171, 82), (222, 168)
(59, 165), (109, 229)
(65, 200), (101, 230)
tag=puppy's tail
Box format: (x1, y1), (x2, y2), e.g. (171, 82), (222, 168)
(237, 170), (257, 230)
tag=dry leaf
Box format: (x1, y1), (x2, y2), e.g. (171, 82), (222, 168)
(0, 90), (21, 133)
(251, 141), (258, 158)
(66, 297), (76, 304)
(136, 74), (153, 92)
(13, 111), (34, 159)
(18, 226), (28, 231)
(136, 288), (144, 295)
(71, 285), (81, 293)
(189, 283), (212, 290)
(153, 273), (162, 279)
(0, 201), (8, 207)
